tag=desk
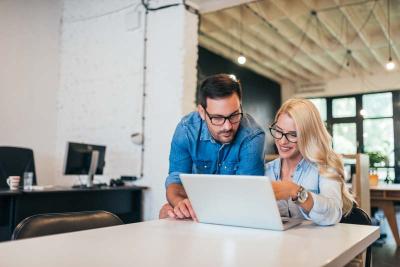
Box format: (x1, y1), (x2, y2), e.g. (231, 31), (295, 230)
(370, 184), (400, 246)
(0, 219), (379, 267)
(0, 185), (146, 241)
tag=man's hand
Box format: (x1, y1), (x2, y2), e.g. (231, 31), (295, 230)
(173, 198), (197, 221)
(159, 203), (176, 219)
(166, 183), (198, 221)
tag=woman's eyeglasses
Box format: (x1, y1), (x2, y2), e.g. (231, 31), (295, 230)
(269, 126), (298, 143)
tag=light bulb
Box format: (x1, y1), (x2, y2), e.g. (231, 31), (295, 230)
(385, 59), (396, 71)
(228, 74), (237, 81)
(237, 55), (246, 65)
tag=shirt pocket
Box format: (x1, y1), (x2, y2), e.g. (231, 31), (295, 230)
(193, 160), (213, 174)
(220, 161), (239, 175)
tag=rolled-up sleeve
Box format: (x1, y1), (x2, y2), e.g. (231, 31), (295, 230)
(302, 177), (343, 226)
(165, 123), (192, 188)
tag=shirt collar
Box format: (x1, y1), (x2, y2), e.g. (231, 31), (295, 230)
(200, 120), (215, 142)
(274, 157), (310, 174)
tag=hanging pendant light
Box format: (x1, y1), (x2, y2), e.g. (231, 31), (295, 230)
(386, 0), (396, 71)
(237, 54), (246, 64)
(237, 6), (246, 65)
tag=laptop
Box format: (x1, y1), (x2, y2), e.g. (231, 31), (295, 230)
(180, 174), (303, 230)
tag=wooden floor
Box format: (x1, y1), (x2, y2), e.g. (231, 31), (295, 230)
(372, 209), (400, 267)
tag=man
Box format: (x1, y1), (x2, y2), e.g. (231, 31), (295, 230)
(162, 74), (265, 220)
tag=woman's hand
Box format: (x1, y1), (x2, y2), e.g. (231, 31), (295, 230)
(271, 180), (299, 200)
(271, 181), (314, 213)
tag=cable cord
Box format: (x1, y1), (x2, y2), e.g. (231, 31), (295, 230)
(141, 0), (180, 11)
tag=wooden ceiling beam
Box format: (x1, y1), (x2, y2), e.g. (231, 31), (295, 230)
(372, 0), (400, 61)
(200, 17), (312, 81)
(199, 33), (291, 83)
(202, 12), (322, 80)
(228, 7), (338, 78)
(247, 2), (340, 78)
(269, 0), (352, 76)
(335, 0), (387, 67)
(300, 0), (371, 71)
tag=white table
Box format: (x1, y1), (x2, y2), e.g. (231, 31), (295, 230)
(0, 219), (379, 267)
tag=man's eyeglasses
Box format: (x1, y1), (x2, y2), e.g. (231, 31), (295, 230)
(269, 125), (298, 143)
(204, 108), (243, 126)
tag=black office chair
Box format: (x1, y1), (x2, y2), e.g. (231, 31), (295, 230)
(340, 205), (372, 267)
(11, 210), (123, 240)
(0, 146), (37, 188)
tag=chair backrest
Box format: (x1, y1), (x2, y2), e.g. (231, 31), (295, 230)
(12, 210), (123, 240)
(0, 146), (37, 188)
(340, 205), (372, 225)
(340, 205), (372, 267)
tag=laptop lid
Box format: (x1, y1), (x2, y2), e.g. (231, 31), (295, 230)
(180, 174), (302, 230)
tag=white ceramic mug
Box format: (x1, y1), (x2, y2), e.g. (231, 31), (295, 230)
(6, 176), (21, 190)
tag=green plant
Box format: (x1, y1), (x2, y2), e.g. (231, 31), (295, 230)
(366, 151), (388, 169)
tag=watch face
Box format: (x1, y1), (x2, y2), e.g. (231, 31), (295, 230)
(299, 189), (308, 201)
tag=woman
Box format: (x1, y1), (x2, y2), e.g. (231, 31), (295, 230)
(266, 98), (354, 226)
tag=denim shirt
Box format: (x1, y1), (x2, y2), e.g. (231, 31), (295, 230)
(165, 112), (265, 188)
(265, 158), (343, 226)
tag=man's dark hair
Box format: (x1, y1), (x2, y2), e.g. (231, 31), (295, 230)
(197, 74), (242, 108)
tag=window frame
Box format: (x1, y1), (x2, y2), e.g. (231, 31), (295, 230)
(309, 90), (400, 183)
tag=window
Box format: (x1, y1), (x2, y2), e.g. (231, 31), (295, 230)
(362, 93), (392, 118)
(362, 93), (394, 181)
(332, 97), (356, 118)
(309, 98), (327, 121)
(333, 123), (357, 154)
(308, 91), (399, 182)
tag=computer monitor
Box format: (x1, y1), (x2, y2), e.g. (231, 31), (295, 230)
(64, 142), (106, 187)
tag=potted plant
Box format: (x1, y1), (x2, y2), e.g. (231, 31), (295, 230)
(366, 151), (388, 186)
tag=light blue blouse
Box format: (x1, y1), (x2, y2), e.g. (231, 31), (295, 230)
(265, 158), (343, 226)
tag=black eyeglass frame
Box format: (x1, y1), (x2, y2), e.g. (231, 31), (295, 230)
(203, 105), (243, 126)
(268, 123), (298, 143)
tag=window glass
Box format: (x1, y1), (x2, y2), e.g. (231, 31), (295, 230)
(309, 98), (327, 121)
(362, 93), (393, 118)
(363, 118), (394, 166)
(333, 123), (357, 154)
(376, 168), (395, 182)
(332, 97), (356, 118)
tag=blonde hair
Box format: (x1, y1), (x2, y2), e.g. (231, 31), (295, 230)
(275, 98), (355, 216)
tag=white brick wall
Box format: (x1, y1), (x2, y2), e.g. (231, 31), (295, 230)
(140, 4), (198, 220)
(56, 0), (145, 185)
(0, 0), (198, 220)
(58, 0), (198, 219)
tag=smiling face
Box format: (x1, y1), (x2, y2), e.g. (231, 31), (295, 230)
(198, 93), (242, 144)
(273, 113), (301, 160)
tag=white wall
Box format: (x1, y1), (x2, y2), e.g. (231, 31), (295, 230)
(0, 0), (199, 220)
(0, 0), (62, 185)
(141, 4), (198, 220)
(56, 0), (145, 185)
(58, 0), (198, 219)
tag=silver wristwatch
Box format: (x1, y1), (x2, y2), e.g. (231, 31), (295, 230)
(293, 186), (308, 204)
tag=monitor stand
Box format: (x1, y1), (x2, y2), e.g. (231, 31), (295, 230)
(71, 150), (105, 189)
(86, 150), (99, 188)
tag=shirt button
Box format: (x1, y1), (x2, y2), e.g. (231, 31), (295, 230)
(224, 166), (227, 169)
(204, 165), (207, 168)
